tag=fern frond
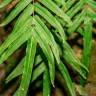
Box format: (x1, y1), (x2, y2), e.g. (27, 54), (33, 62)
(0, 0), (95, 95)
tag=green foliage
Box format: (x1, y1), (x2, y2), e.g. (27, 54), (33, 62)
(43, 68), (51, 96)
(80, 14), (92, 85)
(0, 0), (95, 96)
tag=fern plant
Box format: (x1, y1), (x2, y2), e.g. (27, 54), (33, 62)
(0, 0), (96, 96)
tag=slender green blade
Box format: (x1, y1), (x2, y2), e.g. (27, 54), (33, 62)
(35, 3), (66, 41)
(0, 16), (33, 55)
(39, 0), (72, 26)
(62, 0), (76, 12)
(0, 0), (32, 26)
(0, 27), (32, 64)
(14, 37), (37, 96)
(67, 0), (84, 18)
(31, 62), (46, 82)
(12, 4), (34, 34)
(6, 58), (46, 84)
(87, 0), (96, 9)
(54, 0), (66, 7)
(57, 62), (76, 96)
(32, 28), (55, 86)
(88, 8), (96, 21)
(80, 15), (92, 86)
(43, 68), (51, 96)
(34, 16), (60, 64)
(68, 10), (86, 34)
(63, 41), (88, 79)
(5, 58), (24, 83)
